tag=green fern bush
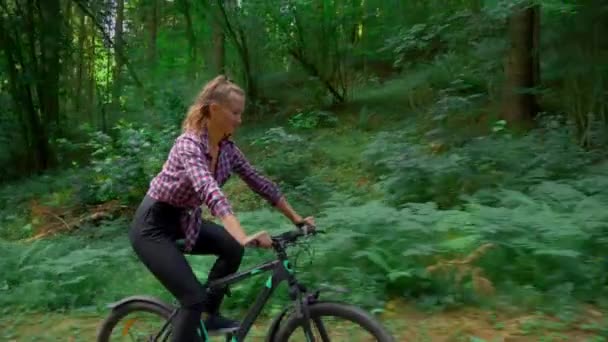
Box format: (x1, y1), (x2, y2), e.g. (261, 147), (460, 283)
(4, 172), (607, 313)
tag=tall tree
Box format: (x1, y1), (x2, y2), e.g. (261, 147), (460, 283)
(39, 0), (62, 132)
(501, 2), (540, 127)
(176, 0), (197, 75)
(112, 0), (125, 106)
(211, 1), (225, 75)
(146, 0), (159, 65)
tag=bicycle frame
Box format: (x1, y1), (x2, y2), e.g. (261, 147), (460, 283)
(154, 251), (305, 342)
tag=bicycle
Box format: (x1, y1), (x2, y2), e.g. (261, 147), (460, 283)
(96, 226), (396, 341)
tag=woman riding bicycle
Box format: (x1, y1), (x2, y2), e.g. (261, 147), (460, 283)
(128, 75), (314, 341)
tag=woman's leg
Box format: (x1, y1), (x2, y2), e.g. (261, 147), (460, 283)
(188, 219), (244, 330)
(129, 197), (207, 341)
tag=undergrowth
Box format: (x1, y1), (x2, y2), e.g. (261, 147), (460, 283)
(2, 116), (608, 318)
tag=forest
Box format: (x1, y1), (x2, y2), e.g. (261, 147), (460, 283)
(1, 0), (608, 340)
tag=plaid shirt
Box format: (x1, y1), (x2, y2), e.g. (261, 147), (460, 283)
(147, 127), (282, 252)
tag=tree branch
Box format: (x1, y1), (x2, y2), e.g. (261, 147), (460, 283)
(72, 0), (143, 89)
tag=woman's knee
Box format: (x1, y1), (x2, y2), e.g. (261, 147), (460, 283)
(128, 224), (139, 245)
(224, 237), (244, 265)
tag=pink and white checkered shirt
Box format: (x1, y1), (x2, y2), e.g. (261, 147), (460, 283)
(147, 127), (282, 252)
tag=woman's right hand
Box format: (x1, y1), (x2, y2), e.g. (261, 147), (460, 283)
(243, 230), (273, 248)
(220, 214), (272, 248)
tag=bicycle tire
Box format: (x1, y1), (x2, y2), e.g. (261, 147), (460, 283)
(96, 300), (173, 342)
(273, 301), (396, 342)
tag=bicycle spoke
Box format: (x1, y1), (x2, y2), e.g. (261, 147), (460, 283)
(107, 312), (169, 341)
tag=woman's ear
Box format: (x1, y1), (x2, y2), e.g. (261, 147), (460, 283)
(208, 102), (221, 118)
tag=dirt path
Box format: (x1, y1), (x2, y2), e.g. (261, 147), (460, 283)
(1, 302), (605, 341)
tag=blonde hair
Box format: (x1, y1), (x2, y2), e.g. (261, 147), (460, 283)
(182, 75), (245, 134)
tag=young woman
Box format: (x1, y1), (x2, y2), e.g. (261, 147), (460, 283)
(128, 75), (314, 341)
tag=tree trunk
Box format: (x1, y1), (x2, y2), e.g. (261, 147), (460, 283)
(0, 22), (51, 173)
(216, 0), (259, 106)
(178, 0), (197, 75)
(501, 2), (538, 128)
(112, 0), (125, 107)
(532, 4), (541, 114)
(88, 16), (96, 124)
(75, 13), (86, 113)
(63, 0), (73, 114)
(212, 2), (225, 75)
(38, 0), (62, 135)
(147, 0), (158, 65)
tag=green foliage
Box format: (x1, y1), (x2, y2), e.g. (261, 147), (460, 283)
(77, 121), (176, 205)
(364, 117), (601, 209)
(248, 127), (332, 214)
(0, 220), (150, 310)
(4, 166), (608, 313)
(288, 109), (338, 130)
(250, 127), (311, 187)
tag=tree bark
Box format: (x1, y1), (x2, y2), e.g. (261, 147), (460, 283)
(0, 20), (51, 172)
(177, 0), (197, 75)
(38, 0), (62, 133)
(88, 15), (96, 123)
(76, 13), (86, 113)
(532, 4), (541, 114)
(501, 2), (538, 128)
(216, 0), (259, 104)
(112, 0), (124, 106)
(212, 2), (225, 75)
(147, 0), (158, 65)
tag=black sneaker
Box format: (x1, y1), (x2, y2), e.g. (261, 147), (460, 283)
(203, 314), (240, 335)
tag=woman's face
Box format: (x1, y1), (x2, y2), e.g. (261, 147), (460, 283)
(209, 92), (244, 138)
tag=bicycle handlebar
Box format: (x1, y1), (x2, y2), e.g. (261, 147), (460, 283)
(271, 224), (321, 248)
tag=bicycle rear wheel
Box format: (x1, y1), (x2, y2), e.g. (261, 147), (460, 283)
(97, 300), (173, 341)
(273, 301), (395, 342)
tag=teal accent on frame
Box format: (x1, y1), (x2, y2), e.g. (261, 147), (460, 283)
(198, 319), (210, 341)
(283, 260), (294, 273)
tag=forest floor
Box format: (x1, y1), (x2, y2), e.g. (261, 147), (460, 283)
(2, 299), (605, 341)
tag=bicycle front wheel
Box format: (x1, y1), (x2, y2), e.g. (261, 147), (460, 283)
(273, 301), (396, 342)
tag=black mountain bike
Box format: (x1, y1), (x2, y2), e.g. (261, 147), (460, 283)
(96, 227), (395, 341)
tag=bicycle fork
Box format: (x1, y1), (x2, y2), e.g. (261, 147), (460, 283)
(289, 281), (323, 342)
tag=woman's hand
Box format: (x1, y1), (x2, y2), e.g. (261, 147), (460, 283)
(221, 215), (273, 248)
(298, 216), (315, 227)
(244, 230), (273, 248)
(294, 215), (316, 233)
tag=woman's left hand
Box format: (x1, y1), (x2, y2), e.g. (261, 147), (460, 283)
(300, 216), (315, 227)
(295, 216), (316, 232)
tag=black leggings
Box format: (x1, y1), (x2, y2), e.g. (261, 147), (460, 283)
(128, 195), (244, 341)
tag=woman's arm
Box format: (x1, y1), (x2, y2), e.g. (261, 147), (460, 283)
(232, 145), (310, 225)
(275, 196), (303, 224)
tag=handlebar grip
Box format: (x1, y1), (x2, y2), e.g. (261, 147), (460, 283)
(296, 222), (316, 234)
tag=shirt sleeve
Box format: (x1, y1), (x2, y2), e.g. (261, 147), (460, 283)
(232, 145), (283, 206)
(174, 135), (233, 218)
